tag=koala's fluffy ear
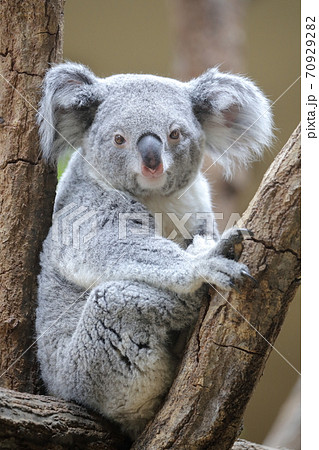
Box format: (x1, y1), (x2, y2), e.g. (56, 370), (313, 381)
(189, 68), (273, 176)
(37, 62), (101, 165)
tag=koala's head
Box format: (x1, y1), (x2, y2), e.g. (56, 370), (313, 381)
(38, 62), (273, 197)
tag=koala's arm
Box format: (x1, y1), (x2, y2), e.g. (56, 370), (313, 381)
(55, 198), (247, 296)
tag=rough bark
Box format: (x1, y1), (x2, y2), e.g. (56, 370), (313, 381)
(0, 387), (130, 450)
(133, 125), (301, 449)
(0, 0), (64, 392)
(0, 387), (281, 450)
(0, 126), (300, 449)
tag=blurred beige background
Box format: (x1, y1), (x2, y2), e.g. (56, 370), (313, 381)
(63, 0), (301, 445)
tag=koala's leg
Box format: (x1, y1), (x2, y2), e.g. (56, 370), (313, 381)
(43, 280), (203, 439)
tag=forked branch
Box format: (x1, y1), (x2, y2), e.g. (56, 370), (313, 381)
(0, 125), (300, 449)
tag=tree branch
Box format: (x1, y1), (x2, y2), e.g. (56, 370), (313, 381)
(0, 388), (283, 450)
(0, 387), (130, 450)
(0, 0), (63, 393)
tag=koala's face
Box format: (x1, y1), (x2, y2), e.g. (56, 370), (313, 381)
(38, 63), (273, 193)
(84, 75), (204, 196)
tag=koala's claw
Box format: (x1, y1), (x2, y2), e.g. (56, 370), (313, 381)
(205, 256), (250, 293)
(241, 269), (258, 286)
(228, 281), (241, 293)
(235, 228), (254, 238)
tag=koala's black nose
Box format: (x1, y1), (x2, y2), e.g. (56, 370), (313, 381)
(137, 134), (162, 170)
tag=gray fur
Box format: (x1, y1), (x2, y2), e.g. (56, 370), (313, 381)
(189, 68), (273, 176)
(36, 62), (273, 438)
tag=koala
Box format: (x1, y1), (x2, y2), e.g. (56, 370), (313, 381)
(36, 62), (272, 439)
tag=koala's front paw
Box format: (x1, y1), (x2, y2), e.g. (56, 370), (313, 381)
(186, 234), (217, 256)
(202, 256), (252, 293)
(212, 228), (253, 261)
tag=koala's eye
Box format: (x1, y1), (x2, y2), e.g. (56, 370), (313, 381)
(114, 134), (126, 146)
(169, 129), (180, 140)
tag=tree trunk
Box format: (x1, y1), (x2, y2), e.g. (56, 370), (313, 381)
(0, 0), (64, 393)
(0, 125), (300, 449)
(133, 124), (301, 449)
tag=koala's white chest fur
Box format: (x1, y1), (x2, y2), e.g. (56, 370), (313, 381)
(140, 174), (214, 245)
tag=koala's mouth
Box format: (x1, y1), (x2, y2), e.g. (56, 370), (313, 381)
(141, 163), (164, 179)
(137, 166), (167, 190)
